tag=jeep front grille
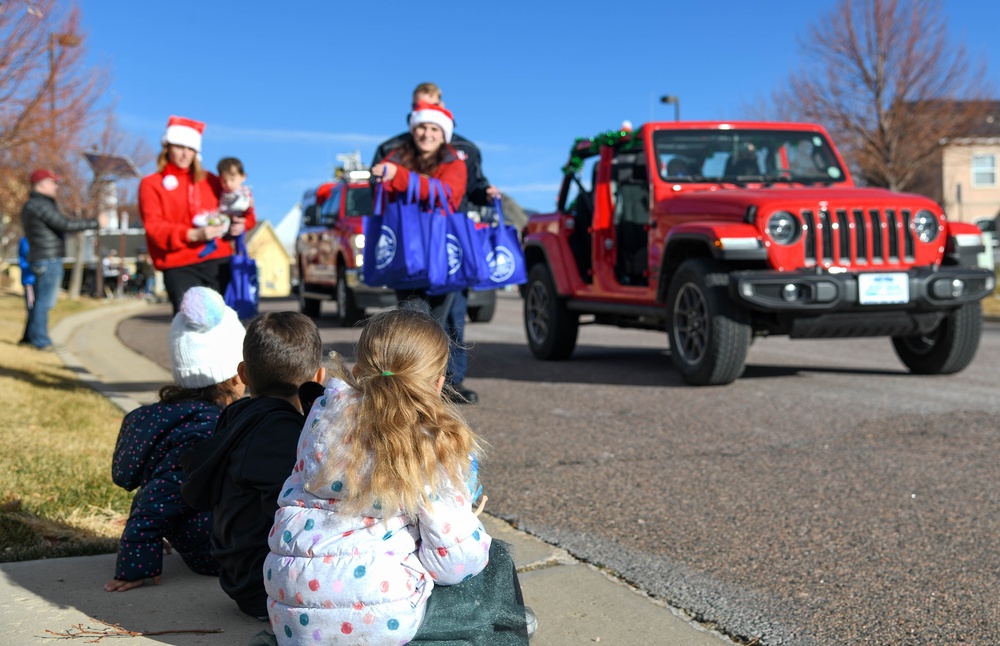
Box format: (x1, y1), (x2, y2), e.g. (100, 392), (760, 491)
(800, 208), (914, 267)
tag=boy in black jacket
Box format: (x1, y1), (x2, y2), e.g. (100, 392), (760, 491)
(181, 311), (325, 619)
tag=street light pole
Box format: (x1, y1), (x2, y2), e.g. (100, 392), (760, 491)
(47, 31), (84, 297)
(48, 32), (81, 151)
(660, 95), (681, 122)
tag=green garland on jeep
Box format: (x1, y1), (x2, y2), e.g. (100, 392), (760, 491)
(522, 120), (995, 386)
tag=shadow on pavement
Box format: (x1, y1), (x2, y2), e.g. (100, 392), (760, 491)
(0, 551), (266, 645)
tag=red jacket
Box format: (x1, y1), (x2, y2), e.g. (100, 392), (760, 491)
(138, 164), (257, 270)
(383, 145), (467, 212)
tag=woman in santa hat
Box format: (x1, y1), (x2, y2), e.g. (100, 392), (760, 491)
(370, 102), (466, 211)
(369, 103), (480, 404)
(138, 115), (256, 314)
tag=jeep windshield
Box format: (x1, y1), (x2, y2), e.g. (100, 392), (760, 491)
(653, 129), (847, 186)
(345, 186), (374, 217)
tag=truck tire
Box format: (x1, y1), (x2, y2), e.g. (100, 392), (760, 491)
(468, 291), (496, 323)
(336, 264), (364, 327)
(524, 263), (579, 360)
(667, 258), (751, 386)
(891, 302), (982, 375)
(299, 282), (321, 318)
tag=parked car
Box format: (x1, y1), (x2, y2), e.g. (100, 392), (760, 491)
(522, 120), (995, 385)
(974, 216), (999, 247)
(296, 168), (496, 326)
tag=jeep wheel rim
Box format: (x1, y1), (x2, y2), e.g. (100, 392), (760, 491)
(673, 284), (709, 364)
(900, 327), (942, 356)
(526, 282), (550, 344)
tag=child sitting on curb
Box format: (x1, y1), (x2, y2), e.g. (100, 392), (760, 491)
(263, 306), (530, 644)
(104, 286), (246, 592)
(181, 311), (325, 619)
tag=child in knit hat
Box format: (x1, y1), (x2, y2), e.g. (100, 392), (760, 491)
(104, 286), (246, 592)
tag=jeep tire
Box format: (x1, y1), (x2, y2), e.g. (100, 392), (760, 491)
(336, 264), (364, 327)
(667, 257), (751, 386)
(891, 301), (982, 374)
(525, 263), (579, 360)
(299, 281), (321, 318)
(468, 291), (497, 323)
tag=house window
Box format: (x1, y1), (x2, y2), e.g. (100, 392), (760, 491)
(971, 154), (997, 188)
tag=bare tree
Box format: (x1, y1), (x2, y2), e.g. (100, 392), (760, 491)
(65, 111), (153, 298)
(774, 0), (995, 190)
(0, 0), (107, 263)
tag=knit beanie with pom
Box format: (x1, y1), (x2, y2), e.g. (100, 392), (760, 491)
(168, 286), (246, 388)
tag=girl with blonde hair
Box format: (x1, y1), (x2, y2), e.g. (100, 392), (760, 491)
(264, 306), (529, 644)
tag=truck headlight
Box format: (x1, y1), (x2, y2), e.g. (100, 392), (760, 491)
(353, 234), (365, 249)
(766, 211), (799, 245)
(912, 210), (939, 243)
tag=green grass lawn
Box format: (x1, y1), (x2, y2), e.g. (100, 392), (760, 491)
(0, 293), (132, 562)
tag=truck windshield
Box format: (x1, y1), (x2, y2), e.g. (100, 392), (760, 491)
(652, 129), (847, 185)
(345, 186), (374, 217)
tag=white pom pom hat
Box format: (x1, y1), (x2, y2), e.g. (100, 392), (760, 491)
(162, 115), (206, 153)
(409, 102), (454, 143)
(168, 287), (245, 388)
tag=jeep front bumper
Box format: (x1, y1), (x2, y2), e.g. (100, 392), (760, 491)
(731, 266), (995, 338)
(731, 266), (995, 312)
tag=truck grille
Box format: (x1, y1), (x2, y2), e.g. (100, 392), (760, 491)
(801, 208), (915, 267)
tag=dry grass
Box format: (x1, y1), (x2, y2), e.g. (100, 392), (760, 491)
(0, 292), (133, 561)
(981, 294), (1000, 318)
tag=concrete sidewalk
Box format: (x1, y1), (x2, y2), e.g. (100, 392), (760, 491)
(0, 301), (734, 645)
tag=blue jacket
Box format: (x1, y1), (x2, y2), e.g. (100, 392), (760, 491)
(18, 237), (34, 286)
(112, 400), (221, 581)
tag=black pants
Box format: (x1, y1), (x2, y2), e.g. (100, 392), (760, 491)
(163, 258), (232, 315)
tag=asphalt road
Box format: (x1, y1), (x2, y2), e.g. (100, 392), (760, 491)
(119, 291), (1000, 645)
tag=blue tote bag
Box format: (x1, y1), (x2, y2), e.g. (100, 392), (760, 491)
(426, 179), (487, 294)
(364, 173), (447, 289)
(362, 172), (437, 289)
(224, 234), (259, 319)
(473, 197), (528, 289)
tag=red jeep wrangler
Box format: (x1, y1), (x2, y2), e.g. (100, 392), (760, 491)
(522, 121), (996, 385)
(297, 168), (498, 326)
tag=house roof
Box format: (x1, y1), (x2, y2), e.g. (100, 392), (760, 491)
(963, 101), (1000, 138)
(247, 220), (291, 262)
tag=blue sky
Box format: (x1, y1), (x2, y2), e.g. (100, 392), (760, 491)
(78, 0), (1000, 223)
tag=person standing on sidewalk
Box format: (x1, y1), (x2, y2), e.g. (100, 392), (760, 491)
(139, 115), (256, 314)
(17, 236), (35, 345)
(19, 169), (104, 350)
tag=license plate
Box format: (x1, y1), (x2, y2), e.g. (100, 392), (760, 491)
(858, 273), (909, 305)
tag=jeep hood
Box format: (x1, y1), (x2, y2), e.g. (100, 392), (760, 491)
(658, 186), (939, 217)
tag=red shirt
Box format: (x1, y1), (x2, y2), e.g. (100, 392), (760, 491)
(384, 146), (467, 212)
(138, 163), (257, 270)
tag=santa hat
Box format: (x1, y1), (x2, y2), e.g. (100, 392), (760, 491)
(168, 287), (245, 388)
(162, 115), (206, 152)
(409, 102), (454, 143)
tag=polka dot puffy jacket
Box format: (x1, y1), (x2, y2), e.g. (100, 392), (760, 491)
(264, 378), (491, 645)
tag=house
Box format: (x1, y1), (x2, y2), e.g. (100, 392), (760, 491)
(928, 101), (1000, 227)
(247, 219), (292, 298)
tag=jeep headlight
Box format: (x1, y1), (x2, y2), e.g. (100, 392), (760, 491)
(912, 209), (939, 243)
(766, 211), (799, 245)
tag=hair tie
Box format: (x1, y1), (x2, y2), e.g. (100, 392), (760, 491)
(381, 370), (394, 376)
